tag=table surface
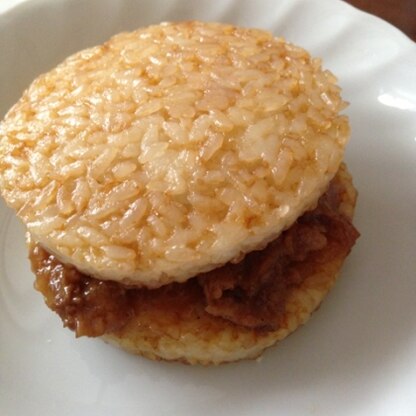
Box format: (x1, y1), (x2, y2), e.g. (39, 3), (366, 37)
(345, 0), (416, 41)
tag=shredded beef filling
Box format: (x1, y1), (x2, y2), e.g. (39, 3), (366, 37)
(31, 176), (359, 337)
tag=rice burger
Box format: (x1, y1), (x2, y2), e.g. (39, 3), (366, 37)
(0, 21), (359, 365)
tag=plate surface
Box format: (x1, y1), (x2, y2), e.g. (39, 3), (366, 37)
(1, 0), (416, 415)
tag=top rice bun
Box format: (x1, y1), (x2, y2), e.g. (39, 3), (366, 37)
(0, 21), (350, 288)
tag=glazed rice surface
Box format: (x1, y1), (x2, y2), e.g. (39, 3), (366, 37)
(0, 22), (349, 286)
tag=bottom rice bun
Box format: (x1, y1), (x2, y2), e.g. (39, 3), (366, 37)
(30, 164), (358, 365)
(0, 22), (359, 364)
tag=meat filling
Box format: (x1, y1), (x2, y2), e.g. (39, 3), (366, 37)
(31, 176), (359, 337)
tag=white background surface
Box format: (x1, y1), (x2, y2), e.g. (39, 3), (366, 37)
(0, 0), (416, 415)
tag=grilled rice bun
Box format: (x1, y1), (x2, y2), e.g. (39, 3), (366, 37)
(30, 164), (358, 365)
(0, 21), (350, 289)
(1, 22), (358, 365)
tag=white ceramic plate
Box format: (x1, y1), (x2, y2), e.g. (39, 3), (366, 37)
(1, 0), (415, 415)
